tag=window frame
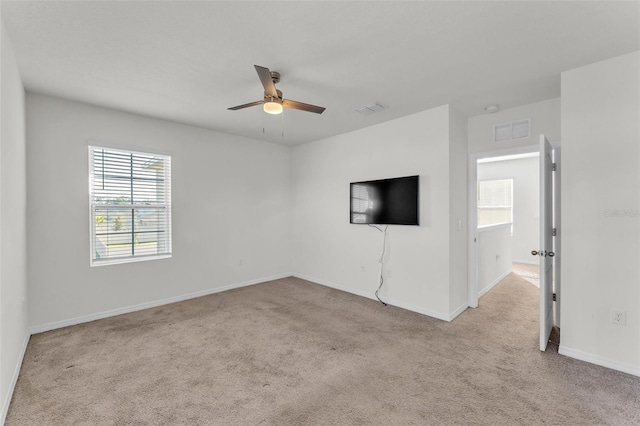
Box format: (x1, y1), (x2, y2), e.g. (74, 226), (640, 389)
(477, 177), (514, 232)
(88, 145), (172, 267)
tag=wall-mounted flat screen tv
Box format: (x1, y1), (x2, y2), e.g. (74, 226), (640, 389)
(350, 175), (419, 225)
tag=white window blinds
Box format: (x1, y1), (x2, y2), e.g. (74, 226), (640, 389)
(89, 146), (172, 266)
(478, 178), (513, 227)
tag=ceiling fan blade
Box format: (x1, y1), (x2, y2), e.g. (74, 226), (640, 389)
(254, 65), (278, 98)
(282, 99), (326, 114)
(227, 100), (265, 111)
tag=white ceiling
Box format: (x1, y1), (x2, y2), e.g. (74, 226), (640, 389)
(2, 1), (639, 146)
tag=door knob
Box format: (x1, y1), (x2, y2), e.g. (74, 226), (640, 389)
(531, 250), (555, 257)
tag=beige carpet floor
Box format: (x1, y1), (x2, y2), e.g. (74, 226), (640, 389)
(512, 262), (540, 287)
(7, 275), (640, 425)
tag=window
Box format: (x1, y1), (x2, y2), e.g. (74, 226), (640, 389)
(478, 178), (513, 227)
(89, 146), (171, 266)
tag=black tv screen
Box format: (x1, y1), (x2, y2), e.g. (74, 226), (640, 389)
(350, 175), (419, 225)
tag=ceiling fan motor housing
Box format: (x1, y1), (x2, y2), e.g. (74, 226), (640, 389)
(265, 89), (283, 101)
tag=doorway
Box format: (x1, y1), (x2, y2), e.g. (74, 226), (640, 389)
(468, 144), (540, 307)
(468, 139), (561, 351)
(475, 151), (540, 297)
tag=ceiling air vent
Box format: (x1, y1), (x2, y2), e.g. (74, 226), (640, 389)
(494, 119), (531, 142)
(355, 102), (387, 115)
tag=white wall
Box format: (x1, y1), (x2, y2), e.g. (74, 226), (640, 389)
(26, 94), (292, 329)
(478, 156), (540, 264)
(0, 21), (29, 423)
(449, 107), (468, 314)
(468, 98), (560, 154)
(560, 51), (640, 376)
(291, 104), (466, 321)
(477, 223), (512, 297)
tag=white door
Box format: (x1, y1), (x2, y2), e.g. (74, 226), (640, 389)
(539, 135), (554, 351)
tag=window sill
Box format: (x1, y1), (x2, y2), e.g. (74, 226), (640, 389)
(477, 222), (512, 233)
(90, 253), (172, 267)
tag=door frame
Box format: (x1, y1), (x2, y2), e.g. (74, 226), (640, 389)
(468, 144), (539, 308)
(553, 147), (561, 328)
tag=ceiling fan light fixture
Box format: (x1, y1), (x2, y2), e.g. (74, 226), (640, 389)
(263, 100), (283, 115)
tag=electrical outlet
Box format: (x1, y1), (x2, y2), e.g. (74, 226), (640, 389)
(611, 310), (627, 326)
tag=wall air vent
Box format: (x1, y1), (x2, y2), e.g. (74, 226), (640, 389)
(494, 119), (531, 142)
(355, 102), (387, 115)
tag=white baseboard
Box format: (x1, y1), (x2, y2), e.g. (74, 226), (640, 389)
(293, 272), (374, 300)
(478, 269), (511, 298)
(384, 296), (450, 322)
(1, 332), (30, 425)
(30, 272), (292, 334)
(293, 273), (451, 322)
(559, 345), (640, 378)
(449, 302), (468, 322)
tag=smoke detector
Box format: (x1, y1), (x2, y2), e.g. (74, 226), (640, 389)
(485, 104), (500, 114)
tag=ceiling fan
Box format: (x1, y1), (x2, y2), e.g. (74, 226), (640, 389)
(228, 65), (325, 115)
